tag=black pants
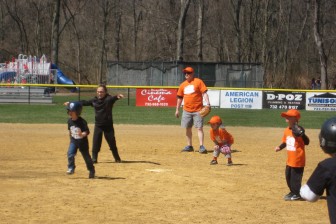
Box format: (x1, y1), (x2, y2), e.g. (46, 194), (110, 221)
(285, 165), (304, 195)
(92, 124), (121, 161)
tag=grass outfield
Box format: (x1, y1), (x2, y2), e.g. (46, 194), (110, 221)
(0, 95), (334, 128)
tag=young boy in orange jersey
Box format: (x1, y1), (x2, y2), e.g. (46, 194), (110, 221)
(208, 115), (234, 166)
(275, 109), (310, 201)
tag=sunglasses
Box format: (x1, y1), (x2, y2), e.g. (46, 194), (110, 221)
(184, 72), (193, 75)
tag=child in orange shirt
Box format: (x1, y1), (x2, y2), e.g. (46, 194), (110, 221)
(208, 115), (234, 166)
(275, 109), (310, 201)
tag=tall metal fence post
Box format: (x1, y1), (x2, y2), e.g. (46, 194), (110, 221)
(128, 88), (130, 106)
(28, 86), (31, 104)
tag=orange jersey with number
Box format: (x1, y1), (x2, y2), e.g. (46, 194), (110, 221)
(282, 127), (306, 167)
(210, 127), (234, 146)
(177, 78), (208, 112)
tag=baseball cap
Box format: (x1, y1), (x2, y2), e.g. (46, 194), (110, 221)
(183, 67), (194, 74)
(281, 109), (301, 120)
(208, 115), (222, 124)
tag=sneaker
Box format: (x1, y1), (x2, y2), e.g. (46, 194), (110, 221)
(210, 160), (218, 165)
(181, 145), (194, 152)
(284, 192), (294, 201)
(115, 159), (122, 163)
(227, 161), (233, 166)
(89, 170), (95, 179)
(199, 145), (208, 154)
(290, 194), (302, 201)
(66, 168), (75, 175)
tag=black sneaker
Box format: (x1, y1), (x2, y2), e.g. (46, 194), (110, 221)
(284, 192), (294, 201)
(89, 170), (95, 179)
(181, 146), (194, 152)
(210, 160), (218, 165)
(290, 194), (302, 201)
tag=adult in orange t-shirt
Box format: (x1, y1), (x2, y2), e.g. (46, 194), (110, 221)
(175, 66), (210, 154)
(275, 109), (310, 201)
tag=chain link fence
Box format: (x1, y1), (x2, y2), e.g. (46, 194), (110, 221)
(107, 61), (264, 88)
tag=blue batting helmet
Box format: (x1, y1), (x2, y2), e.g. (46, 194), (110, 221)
(67, 101), (82, 115)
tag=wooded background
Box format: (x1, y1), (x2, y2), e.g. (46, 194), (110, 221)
(1, 0), (336, 89)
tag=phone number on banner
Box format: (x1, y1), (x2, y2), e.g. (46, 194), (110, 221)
(144, 102), (169, 107)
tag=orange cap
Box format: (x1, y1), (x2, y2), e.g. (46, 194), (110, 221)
(281, 109), (301, 120)
(183, 67), (194, 74)
(208, 115), (222, 124)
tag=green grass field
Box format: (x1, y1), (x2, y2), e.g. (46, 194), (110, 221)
(0, 95), (334, 129)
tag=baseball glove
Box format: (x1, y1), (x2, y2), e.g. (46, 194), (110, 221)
(199, 106), (211, 118)
(292, 124), (305, 137)
(219, 145), (231, 155)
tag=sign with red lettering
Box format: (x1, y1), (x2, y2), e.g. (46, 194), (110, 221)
(136, 88), (177, 107)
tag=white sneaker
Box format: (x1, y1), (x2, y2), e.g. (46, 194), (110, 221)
(66, 168), (75, 175)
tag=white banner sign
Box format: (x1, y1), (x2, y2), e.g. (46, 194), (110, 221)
(306, 92), (336, 111)
(203, 89), (220, 107)
(220, 90), (263, 109)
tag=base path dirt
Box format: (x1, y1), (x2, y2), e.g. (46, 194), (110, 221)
(0, 124), (330, 224)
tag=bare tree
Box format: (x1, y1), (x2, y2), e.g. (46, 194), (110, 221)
(3, 0), (30, 53)
(313, 0), (328, 89)
(281, 0), (293, 85)
(114, 0), (122, 61)
(131, 0), (143, 61)
(261, 0), (271, 85)
(51, 0), (60, 65)
(230, 0), (243, 62)
(196, 0), (204, 61)
(98, 0), (111, 84)
(64, 1), (88, 84)
(176, 0), (191, 61)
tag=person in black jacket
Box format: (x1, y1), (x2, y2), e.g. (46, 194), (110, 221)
(64, 84), (124, 163)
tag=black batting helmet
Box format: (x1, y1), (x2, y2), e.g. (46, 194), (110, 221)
(67, 101), (82, 115)
(319, 117), (336, 154)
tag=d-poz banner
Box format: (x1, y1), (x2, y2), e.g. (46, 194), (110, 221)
(263, 91), (306, 110)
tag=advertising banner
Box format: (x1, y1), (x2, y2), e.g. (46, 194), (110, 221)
(136, 88), (177, 107)
(263, 91), (305, 110)
(306, 92), (336, 111)
(202, 89), (220, 107)
(220, 90), (262, 109)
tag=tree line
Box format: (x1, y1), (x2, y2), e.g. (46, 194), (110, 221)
(1, 0), (335, 89)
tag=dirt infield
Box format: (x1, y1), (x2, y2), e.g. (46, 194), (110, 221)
(0, 124), (330, 224)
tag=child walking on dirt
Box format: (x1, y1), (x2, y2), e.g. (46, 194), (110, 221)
(66, 101), (95, 179)
(208, 115), (234, 166)
(275, 109), (309, 201)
